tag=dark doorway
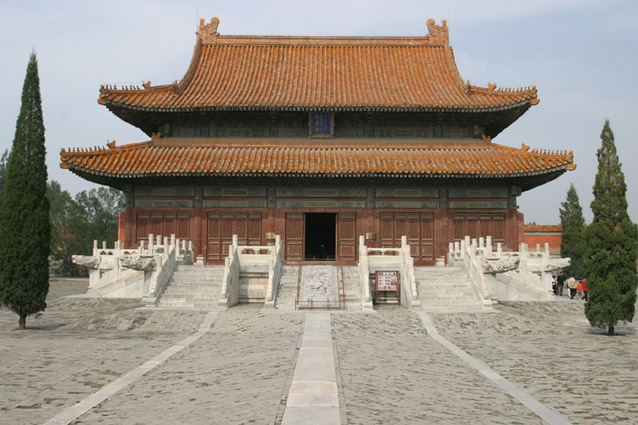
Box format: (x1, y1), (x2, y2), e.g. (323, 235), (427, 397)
(304, 213), (336, 261)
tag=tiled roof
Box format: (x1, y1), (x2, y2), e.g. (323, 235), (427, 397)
(98, 19), (538, 113)
(60, 137), (574, 181)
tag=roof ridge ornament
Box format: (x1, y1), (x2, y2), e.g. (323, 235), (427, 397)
(198, 17), (220, 43)
(426, 19), (448, 44)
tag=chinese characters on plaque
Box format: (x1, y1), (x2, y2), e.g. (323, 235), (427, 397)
(309, 112), (333, 137)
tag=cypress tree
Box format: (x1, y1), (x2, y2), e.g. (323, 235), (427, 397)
(584, 120), (638, 335)
(0, 53), (50, 330)
(559, 183), (586, 279)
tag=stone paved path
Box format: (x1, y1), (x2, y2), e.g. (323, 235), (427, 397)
(0, 279), (636, 424)
(72, 305), (303, 425)
(333, 307), (543, 425)
(433, 302), (638, 425)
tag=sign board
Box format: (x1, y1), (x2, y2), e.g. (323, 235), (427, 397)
(375, 271), (400, 292)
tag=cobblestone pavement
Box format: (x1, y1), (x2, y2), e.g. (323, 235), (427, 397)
(431, 302), (638, 425)
(0, 280), (207, 425)
(73, 305), (304, 425)
(1, 280), (636, 424)
(333, 307), (543, 425)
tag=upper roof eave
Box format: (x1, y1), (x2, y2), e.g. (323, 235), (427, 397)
(97, 18), (539, 115)
(101, 99), (537, 114)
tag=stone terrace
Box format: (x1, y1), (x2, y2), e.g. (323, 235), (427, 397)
(0, 279), (636, 425)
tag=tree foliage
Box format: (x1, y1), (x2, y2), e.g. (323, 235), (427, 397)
(559, 183), (586, 279)
(0, 53), (50, 329)
(47, 182), (125, 276)
(585, 120), (638, 335)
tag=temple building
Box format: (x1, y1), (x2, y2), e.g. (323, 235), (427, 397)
(60, 18), (574, 265)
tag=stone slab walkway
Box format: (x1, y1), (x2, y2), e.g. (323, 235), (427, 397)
(282, 312), (340, 425)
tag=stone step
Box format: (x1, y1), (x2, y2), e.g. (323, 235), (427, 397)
(414, 266), (484, 308)
(162, 290), (220, 297)
(419, 287), (472, 292)
(275, 267), (301, 309)
(172, 269), (223, 274)
(170, 275), (223, 282)
(157, 265), (224, 308)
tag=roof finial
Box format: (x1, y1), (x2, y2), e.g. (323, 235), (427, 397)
(198, 17), (220, 43)
(426, 19), (448, 44)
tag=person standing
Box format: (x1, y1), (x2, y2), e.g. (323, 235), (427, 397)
(556, 271), (566, 296)
(566, 276), (578, 299)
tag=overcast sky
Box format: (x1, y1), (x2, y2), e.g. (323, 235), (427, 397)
(1, 0), (636, 225)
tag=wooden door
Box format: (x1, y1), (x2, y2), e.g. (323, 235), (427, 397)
(380, 212), (435, 262)
(452, 212), (505, 245)
(337, 212), (356, 262)
(285, 212), (304, 261)
(207, 211), (262, 261)
(420, 213), (434, 262)
(135, 211), (191, 245)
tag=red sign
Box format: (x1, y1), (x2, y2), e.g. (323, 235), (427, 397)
(375, 271), (400, 292)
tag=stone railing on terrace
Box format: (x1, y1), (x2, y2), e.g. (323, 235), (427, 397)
(72, 234), (193, 300)
(358, 235), (419, 309)
(218, 234), (282, 308)
(448, 236), (570, 301)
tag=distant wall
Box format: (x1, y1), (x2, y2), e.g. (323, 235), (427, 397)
(523, 225), (562, 255)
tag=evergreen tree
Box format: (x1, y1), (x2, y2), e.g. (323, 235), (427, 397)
(584, 120), (638, 335)
(0, 53), (50, 329)
(559, 183), (586, 279)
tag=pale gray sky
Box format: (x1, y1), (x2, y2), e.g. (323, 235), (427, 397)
(1, 0), (636, 224)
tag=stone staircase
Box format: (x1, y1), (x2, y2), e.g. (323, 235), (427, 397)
(341, 266), (362, 310)
(157, 265), (224, 308)
(275, 265), (301, 310)
(415, 266), (485, 310)
(238, 265), (269, 303)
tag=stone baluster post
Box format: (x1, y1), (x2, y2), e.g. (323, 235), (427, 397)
(519, 243), (528, 273)
(541, 243), (552, 291)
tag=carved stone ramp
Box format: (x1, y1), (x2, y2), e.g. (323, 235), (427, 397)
(415, 266), (486, 310)
(297, 265), (341, 309)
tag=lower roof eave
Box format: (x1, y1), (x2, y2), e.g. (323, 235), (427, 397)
(67, 165), (569, 192)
